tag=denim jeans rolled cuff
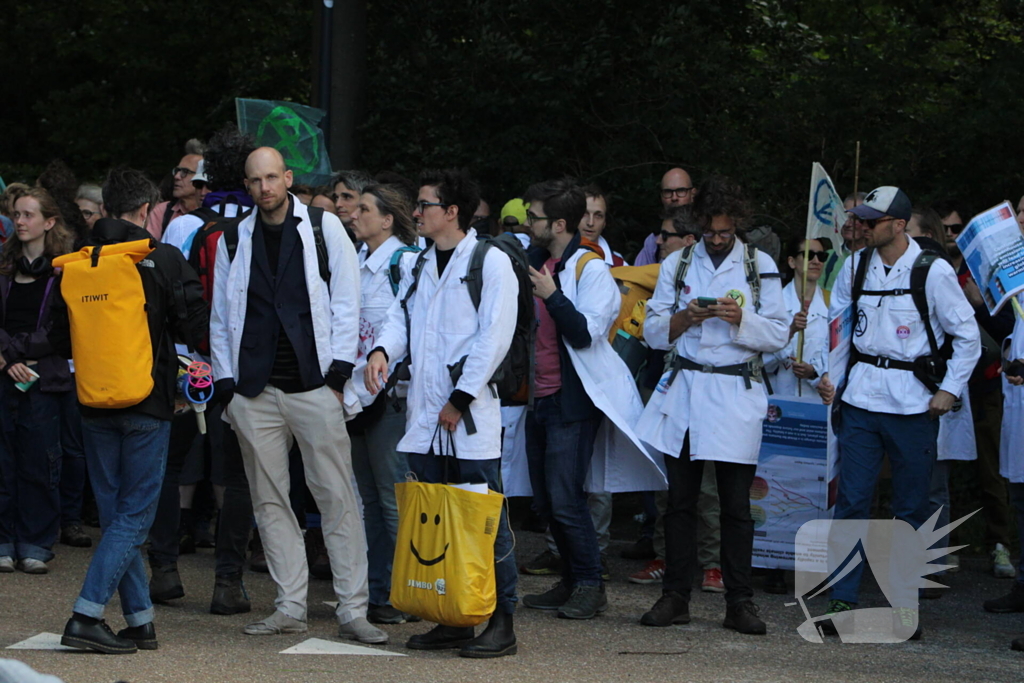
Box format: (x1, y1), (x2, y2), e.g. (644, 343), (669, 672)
(73, 596), (155, 627)
(406, 452), (518, 612)
(0, 542), (13, 558)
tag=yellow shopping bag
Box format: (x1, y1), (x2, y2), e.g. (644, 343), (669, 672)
(391, 480), (505, 627)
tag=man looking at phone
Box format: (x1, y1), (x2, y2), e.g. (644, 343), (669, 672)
(635, 177), (789, 634)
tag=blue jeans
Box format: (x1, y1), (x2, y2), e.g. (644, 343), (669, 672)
(407, 452), (518, 613)
(927, 460), (952, 574)
(58, 382), (87, 527)
(350, 399), (410, 606)
(830, 405), (939, 604)
(74, 413), (171, 627)
(0, 381), (64, 561)
(525, 393), (603, 587)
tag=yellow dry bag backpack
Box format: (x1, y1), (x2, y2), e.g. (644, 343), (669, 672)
(53, 239), (156, 409)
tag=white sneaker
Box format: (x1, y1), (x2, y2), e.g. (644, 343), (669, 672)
(0, 556), (14, 573)
(17, 558), (47, 574)
(243, 611), (308, 636)
(993, 544), (1015, 578)
(338, 616), (389, 644)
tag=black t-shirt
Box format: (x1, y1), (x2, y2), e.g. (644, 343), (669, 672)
(259, 214), (309, 393)
(3, 277), (48, 336)
(436, 247), (455, 277)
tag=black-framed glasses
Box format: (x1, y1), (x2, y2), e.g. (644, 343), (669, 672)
(526, 213), (550, 226)
(702, 229), (735, 240)
(79, 209), (99, 220)
(659, 229), (684, 240)
(171, 166), (196, 179)
(661, 187), (694, 198)
(797, 250), (829, 262)
(946, 222), (965, 234)
(865, 217), (896, 229)
(415, 200), (449, 213)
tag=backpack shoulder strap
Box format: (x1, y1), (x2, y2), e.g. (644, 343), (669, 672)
(575, 250), (602, 281)
(308, 206), (330, 283)
(670, 245), (695, 314)
(744, 243), (761, 311)
(465, 239), (493, 311)
(388, 245), (422, 296)
(161, 201), (176, 232)
(223, 223), (240, 263)
(911, 250), (942, 356)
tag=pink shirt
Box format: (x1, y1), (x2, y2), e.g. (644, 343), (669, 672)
(145, 200), (189, 240)
(534, 257), (561, 398)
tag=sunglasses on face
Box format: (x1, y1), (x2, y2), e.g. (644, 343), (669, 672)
(797, 250), (829, 262)
(864, 217), (896, 229)
(945, 223), (965, 234)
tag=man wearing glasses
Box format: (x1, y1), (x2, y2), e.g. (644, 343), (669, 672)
(935, 201), (1018, 581)
(820, 192), (868, 301)
(145, 139), (205, 240)
(817, 187), (980, 639)
(634, 168), (696, 267)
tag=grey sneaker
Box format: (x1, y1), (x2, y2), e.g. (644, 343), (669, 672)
(522, 580), (572, 610)
(338, 616), (389, 644)
(0, 556), (14, 573)
(17, 558), (47, 574)
(243, 611), (308, 636)
(557, 584), (607, 620)
(993, 544), (1015, 578)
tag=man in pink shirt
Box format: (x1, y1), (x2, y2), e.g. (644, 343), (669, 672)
(145, 139), (205, 239)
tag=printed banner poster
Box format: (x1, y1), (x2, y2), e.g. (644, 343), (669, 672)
(956, 201), (1024, 315)
(752, 396), (830, 571)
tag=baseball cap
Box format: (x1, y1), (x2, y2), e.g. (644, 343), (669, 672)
(499, 198), (528, 225)
(848, 186), (912, 221)
(192, 160), (208, 186)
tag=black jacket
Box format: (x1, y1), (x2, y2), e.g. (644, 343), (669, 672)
(0, 272), (72, 393)
(50, 218), (209, 421)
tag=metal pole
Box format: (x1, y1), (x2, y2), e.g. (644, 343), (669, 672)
(319, 1), (334, 149)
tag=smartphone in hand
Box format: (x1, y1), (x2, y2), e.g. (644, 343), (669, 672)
(697, 297), (718, 308)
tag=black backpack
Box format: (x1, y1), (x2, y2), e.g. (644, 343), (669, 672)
(849, 246), (953, 393)
(399, 232), (535, 407)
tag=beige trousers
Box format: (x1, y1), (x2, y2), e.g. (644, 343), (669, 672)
(228, 385), (368, 623)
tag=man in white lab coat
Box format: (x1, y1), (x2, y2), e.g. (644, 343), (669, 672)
(636, 177), (790, 634)
(817, 187), (980, 639)
(365, 169), (519, 658)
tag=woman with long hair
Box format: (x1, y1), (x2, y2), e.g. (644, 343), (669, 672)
(0, 187), (76, 574)
(345, 182), (420, 623)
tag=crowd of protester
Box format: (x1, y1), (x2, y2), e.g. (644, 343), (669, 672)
(2, 125), (1024, 659)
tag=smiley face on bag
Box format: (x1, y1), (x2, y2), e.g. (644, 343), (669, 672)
(410, 510), (449, 566)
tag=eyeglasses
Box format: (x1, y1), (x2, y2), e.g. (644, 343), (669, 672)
(702, 230), (735, 240)
(79, 209), (99, 220)
(659, 230), (684, 240)
(171, 166), (196, 179)
(945, 223), (965, 234)
(797, 250), (829, 262)
(864, 217), (896, 229)
(415, 200), (449, 213)
(526, 213), (550, 226)
(661, 187), (694, 199)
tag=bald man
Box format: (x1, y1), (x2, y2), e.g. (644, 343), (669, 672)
(634, 168), (695, 266)
(209, 148), (385, 644)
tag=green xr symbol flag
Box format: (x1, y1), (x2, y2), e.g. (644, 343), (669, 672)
(236, 98), (332, 186)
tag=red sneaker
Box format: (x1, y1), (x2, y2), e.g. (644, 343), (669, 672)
(628, 559), (666, 585)
(702, 568), (725, 593)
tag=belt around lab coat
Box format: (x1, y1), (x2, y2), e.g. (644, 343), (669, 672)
(666, 354), (766, 391)
(851, 350), (917, 372)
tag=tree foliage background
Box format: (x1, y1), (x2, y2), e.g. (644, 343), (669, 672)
(3, 0), (1024, 253)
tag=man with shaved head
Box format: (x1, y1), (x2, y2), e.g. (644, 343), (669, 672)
(210, 148), (385, 644)
(634, 168), (695, 267)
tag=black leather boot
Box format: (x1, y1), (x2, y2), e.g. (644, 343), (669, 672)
(210, 573), (252, 615)
(406, 624), (475, 650)
(61, 614), (137, 655)
(460, 612), (517, 658)
(149, 564), (184, 603)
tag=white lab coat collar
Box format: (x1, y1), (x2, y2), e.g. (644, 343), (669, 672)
(360, 235), (405, 273)
(869, 234), (919, 285)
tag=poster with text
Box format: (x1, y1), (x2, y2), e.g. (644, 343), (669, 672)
(956, 202), (1024, 315)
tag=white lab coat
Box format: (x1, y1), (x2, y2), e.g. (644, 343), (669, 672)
(376, 229), (517, 460)
(557, 248), (667, 492)
(636, 239), (790, 465)
(1000, 302), (1024, 482)
(352, 236), (418, 407)
(209, 195), (363, 418)
(828, 236), (980, 415)
(764, 281), (828, 399)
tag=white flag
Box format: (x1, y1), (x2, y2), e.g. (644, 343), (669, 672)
(805, 162), (846, 245)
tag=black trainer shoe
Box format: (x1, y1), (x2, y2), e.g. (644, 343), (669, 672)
(368, 604), (420, 624)
(818, 599), (853, 636)
(117, 623), (158, 650)
(620, 536), (656, 561)
(984, 582), (1024, 613)
(723, 600), (767, 635)
(557, 584), (608, 620)
(460, 612), (517, 658)
(520, 549), (562, 576)
(522, 580), (572, 611)
(210, 573), (251, 615)
(60, 524), (93, 548)
(640, 590), (690, 627)
(62, 615), (137, 655)
(406, 624), (475, 650)
(149, 564), (184, 603)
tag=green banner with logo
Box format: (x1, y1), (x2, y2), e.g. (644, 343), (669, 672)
(235, 98), (332, 187)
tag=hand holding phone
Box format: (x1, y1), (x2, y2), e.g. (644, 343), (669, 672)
(697, 297), (718, 308)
